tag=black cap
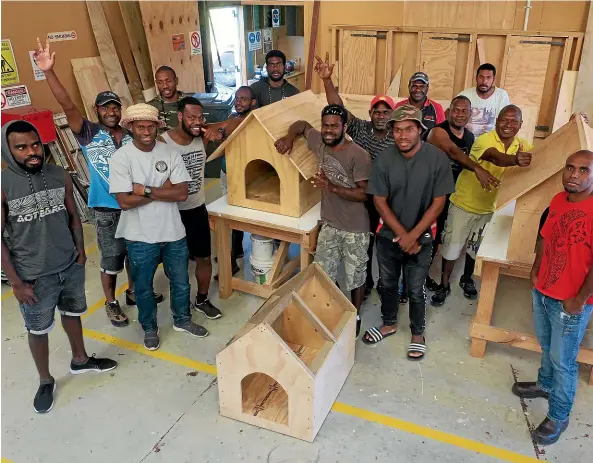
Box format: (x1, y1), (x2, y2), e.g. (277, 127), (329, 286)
(95, 91), (121, 107)
(409, 72), (429, 85)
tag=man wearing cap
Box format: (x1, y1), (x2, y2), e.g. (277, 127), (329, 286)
(34, 38), (163, 329)
(394, 72), (446, 133)
(363, 105), (455, 360)
(275, 104), (371, 338)
(458, 63), (511, 137)
(314, 53), (395, 298)
(109, 104), (209, 351)
(434, 105), (532, 306)
(148, 66), (194, 133)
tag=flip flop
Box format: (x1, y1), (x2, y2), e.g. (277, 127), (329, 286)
(362, 326), (397, 345)
(407, 337), (426, 361)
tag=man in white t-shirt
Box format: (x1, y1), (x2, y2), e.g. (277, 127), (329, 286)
(162, 96), (222, 321)
(109, 104), (209, 351)
(458, 63), (511, 137)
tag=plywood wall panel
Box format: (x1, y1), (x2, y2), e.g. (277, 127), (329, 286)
(472, 35), (507, 88)
(119, 0), (154, 90)
(339, 30), (377, 95)
(419, 33), (458, 100)
(139, 0), (205, 93)
(538, 38), (567, 130)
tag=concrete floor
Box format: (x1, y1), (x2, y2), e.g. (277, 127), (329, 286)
(2, 178), (592, 463)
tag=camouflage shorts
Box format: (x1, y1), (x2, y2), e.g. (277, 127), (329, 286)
(314, 224), (370, 291)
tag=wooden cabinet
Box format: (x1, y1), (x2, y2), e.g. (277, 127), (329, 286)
(285, 71), (305, 92)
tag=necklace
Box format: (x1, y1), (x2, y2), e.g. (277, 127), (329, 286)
(268, 81), (285, 104)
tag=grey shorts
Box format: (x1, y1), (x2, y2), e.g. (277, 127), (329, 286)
(20, 261), (87, 335)
(94, 208), (126, 274)
(314, 223), (370, 291)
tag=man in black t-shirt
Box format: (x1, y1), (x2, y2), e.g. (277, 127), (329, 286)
(426, 96), (500, 307)
(362, 106), (455, 359)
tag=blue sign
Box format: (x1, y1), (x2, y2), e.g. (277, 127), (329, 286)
(247, 30), (262, 51)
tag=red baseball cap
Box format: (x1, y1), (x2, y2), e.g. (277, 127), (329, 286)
(370, 95), (396, 110)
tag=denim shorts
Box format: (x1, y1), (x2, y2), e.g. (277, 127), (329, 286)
(94, 208), (127, 274)
(20, 261), (87, 335)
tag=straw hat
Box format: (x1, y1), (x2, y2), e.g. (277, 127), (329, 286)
(120, 103), (166, 130)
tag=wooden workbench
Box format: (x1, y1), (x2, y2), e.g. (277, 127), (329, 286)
(208, 195), (321, 300)
(472, 204), (593, 385)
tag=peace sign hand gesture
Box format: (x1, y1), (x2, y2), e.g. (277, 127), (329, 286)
(314, 52), (335, 80)
(32, 37), (55, 72)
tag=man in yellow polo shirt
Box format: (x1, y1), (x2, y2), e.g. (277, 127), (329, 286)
(431, 105), (533, 306)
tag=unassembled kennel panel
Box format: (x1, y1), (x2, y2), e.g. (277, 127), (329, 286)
(216, 264), (356, 441)
(207, 91), (323, 218)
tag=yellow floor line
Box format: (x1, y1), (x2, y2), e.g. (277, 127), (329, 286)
(81, 327), (539, 463)
(2, 458), (14, 463)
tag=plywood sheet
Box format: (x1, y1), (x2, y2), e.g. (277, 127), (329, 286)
(496, 116), (592, 210)
(552, 70), (578, 132)
(473, 35), (506, 88)
(394, 32), (419, 96)
(119, 0), (154, 90)
(71, 57), (111, 122)
(503, 35), (551, 108)
(517, 105), (538, 144)
(339, 30), (377, 95)
(139, 1), (205, 93)
(419, 33), (458, 100)
(86, 1), (134, 108)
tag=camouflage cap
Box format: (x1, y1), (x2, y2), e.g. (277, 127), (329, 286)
(388, 104), (427, 130)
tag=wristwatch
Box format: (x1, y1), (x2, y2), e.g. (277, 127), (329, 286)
(143, 186), (152, 197)
(217, 127), (226, 139)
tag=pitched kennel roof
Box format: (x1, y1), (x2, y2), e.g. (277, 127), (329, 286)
(208, 91), (326, 179)
(496, 114), (593, 211)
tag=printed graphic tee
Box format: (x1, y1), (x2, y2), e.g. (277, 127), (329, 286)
(161, 132), (207, 210)
(457, 87), (511, 138)
(536, 192), (593, 304)
(305, 128), (371, 233)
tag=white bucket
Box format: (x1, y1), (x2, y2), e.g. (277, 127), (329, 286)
(250, 254), (274, 285)
(250, 235), (274, 261)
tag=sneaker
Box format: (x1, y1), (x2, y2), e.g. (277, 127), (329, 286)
(105, 301), (129, 327)
(126, 290), (164, 306)
(33, 379), (56, 413)
(431, 284), (451, 307)
(459, 277), (478, 300)
(144, 329), (160, 351)
(214, 264), (240, 281)
(194, 298), (222, 319)
(425, 277), (439, 292)
(173, 321), (209, 338)
(70, 354), (118, 374)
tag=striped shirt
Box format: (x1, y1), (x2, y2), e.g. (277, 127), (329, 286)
(346, 116), (395, 161)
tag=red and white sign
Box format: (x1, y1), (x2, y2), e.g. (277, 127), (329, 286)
(47, 31), (77, 42)
(190, 31), (202, 56)
(1, 85), (32, 109)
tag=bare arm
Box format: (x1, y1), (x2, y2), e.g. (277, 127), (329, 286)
(144, 182), (188, 202)
(33, 38), (84, 134)
(531, 233), (544, 287)
(373, 195), (408, 238)
(274, 120), (314, 154)
(409, 196), (446, 241)
(1, 191), (37, 304)
(63, 171), (85, 264)
(115, 192), (153, 211)
(480, 147), (519, 167)
(314, 53), (353, 123)
(317, 177), (368, 202)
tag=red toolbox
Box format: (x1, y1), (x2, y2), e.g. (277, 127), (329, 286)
(1, 107), (56, 144)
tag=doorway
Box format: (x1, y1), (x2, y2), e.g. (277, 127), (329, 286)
(208, 6), (243, 90)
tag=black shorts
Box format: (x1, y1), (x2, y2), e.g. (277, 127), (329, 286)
(179, 204), (211, 259)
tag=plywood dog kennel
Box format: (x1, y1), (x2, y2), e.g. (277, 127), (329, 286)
(495, 114), (593, 264)
(216, 263), (356, 441)
(208, 91), (326, 218)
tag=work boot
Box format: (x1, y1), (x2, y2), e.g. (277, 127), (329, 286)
(430, 284), (451, 307)
(532, 417), (569, 445)
(511, 382), (549, 399)
(105, 300), (129, 327)
(459, 276), (478, 300)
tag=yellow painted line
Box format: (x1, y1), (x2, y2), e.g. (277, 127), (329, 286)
(2, 458), (14, 463)
(82, 328), (217, 375)
(1, 243), (99, 303)
(82, 329), (539, 463)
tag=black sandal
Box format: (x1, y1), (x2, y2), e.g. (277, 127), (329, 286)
(362, 326), (397, 345)
(407, 337), (426, 360)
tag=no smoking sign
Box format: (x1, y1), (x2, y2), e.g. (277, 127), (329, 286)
(190, 31), (202, 55)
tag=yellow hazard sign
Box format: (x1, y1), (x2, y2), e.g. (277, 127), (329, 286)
(1, 39), (20, 86)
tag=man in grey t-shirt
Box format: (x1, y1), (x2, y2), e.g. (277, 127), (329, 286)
(109, 104), (209, 351)
(362, 105), (455, 360)
(275, 104), (371, 338)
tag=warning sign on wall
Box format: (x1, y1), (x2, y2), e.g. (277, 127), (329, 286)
(190, 31), (202, 56)
(47, 31), (77, 42)
(172, 34), (185, 52)
(29, 51), (46, 81)
(1, 39), (20, 86)
(1, 85), (31, 110)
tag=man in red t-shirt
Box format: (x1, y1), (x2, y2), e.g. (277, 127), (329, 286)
(512, 149), (593, 445)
